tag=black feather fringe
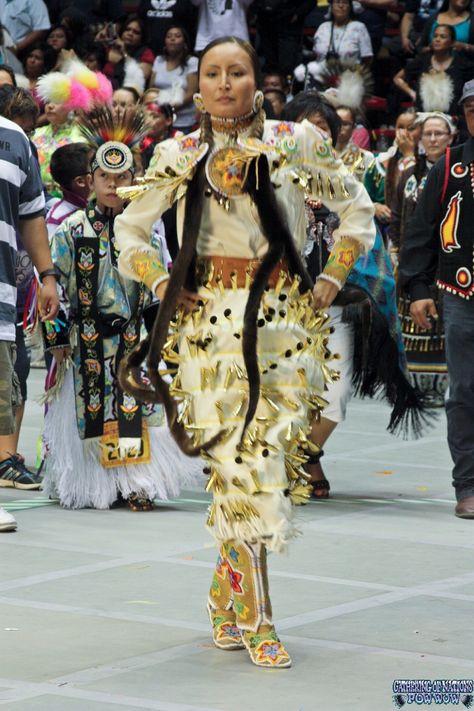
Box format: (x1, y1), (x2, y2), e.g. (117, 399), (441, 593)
(342, 289), (437, 438)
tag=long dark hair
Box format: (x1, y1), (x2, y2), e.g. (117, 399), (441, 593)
(119, 36), (312, 453)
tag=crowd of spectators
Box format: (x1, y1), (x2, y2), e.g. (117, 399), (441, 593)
(0, 0), (472, 145)
(0, 1), (470, 154)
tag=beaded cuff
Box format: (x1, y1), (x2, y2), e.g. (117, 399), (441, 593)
(41, 309), (70, 352)
(322, 236), (362, 289)
(128, 251), (168, 292)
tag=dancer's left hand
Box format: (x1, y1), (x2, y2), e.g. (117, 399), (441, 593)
(312, 279), (339, 310)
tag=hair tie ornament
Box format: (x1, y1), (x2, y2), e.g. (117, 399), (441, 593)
(193, 92), (206, 113)
(36, 72), (93, 112)
(35, 56), (113, 112)
(253, 90), (264, 114)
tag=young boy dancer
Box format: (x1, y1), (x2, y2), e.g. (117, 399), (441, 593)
(42, 108), (202, 510)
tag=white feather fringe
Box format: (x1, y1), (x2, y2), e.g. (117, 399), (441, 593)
(293, 63), (307, 82)
(419, 71), (454, 113)
(336, 69), (366, 110)
(156, 84), (185, 107)
(42, 369), (204, 509)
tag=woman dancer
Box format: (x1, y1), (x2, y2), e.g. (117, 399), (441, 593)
(389, 112), (454, 405)
(115, 37), (375, 668)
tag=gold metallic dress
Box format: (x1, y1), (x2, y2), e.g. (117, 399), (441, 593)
(115, 119), (375, 552)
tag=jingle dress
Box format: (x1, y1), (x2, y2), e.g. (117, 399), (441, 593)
(389, 162), (449, 405)
(115, 119), (375, 552)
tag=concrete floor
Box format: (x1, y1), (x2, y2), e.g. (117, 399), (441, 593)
(1, 369), (473, 711)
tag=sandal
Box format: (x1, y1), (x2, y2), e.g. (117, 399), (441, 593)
(305, 451), (331, 499)
(310, 478), (331, 499)
(127, 494), (154, 512)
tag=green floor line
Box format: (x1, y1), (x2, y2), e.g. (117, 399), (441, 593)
(2, 498), (58, 512)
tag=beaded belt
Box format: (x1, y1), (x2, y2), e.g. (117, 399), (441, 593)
(196, 255), (291, 289)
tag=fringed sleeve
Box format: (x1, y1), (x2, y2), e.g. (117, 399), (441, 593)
(115, 135), (208, 293)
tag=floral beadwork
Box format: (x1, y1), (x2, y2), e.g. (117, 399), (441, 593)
(254, 639), (291, 666)
(322, 236), (362, 288)
(272, 121), (295, 137)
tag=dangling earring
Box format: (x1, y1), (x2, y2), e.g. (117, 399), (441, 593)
(193, 93), (206, 113)
(252, 90), (264, 114)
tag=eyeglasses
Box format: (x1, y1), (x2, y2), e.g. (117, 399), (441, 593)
(421, 131), (450, 138)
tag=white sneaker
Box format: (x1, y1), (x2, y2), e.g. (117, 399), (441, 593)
(0, 506), (17, 532)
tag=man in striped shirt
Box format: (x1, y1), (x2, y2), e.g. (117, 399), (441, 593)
(0, 114), (59, 531)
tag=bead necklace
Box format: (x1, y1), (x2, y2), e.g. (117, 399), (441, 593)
(210, 110), (255, 134)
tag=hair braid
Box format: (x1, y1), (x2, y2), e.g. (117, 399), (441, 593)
(200, 110), (214, 148)
(240, 156), (313, 436)
(250, 107), (265, 139)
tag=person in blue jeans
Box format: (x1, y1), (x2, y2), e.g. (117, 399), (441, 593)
(399, 81), (474, 519)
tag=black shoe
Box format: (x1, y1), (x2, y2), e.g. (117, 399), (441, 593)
(0, 456), (41, 490)
(13, 455), (43, 484)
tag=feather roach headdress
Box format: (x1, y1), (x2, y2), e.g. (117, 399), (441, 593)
(79, 105), (147, 174)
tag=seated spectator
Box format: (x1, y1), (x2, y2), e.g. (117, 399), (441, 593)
(80, 42), (107, 73)
(149, 25), (198, 134)
(112, 86), (140, 118)
(312, 0), (373, 67)
(394, 24), (474, 114)
(419, 0), (474, 54)
(140, 87), (160, 105)
(22, 43), (57, 94)
(263, 87), (287, 118)
(142, 101), (180, 170)
(96, 23), (146, 93)
(0, 64), (16, 87)
(0, 0), (51, 57)
(58, 8), (91, 48)
(255, 0), (315, 75)
(138, 0), (197, 55)
(263, 71), (290, 95)
(101, 14), (155, 84)
(46, 24), (72, 54)
(191, 0), (252, 52)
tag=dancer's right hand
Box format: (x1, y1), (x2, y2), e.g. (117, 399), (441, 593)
(410, 298), (438, 330)
(154, 280), (205, 313)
